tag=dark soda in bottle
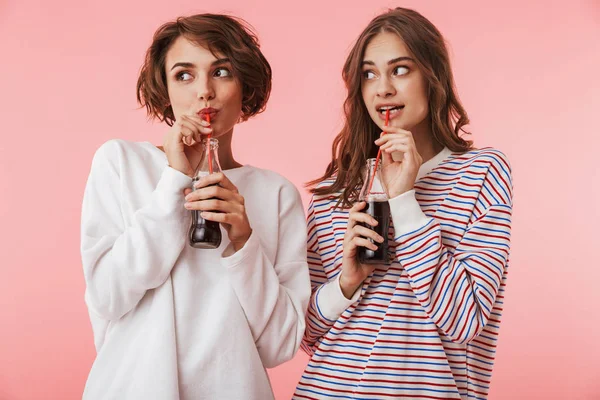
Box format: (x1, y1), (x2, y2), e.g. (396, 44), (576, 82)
(357, 158), (391, 265)
(189, 138), (222, 249)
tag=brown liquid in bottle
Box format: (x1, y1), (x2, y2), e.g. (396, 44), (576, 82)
(188, 181), (221, 249)
(188, 138), (222, 249)
(357, 200), (390, 264)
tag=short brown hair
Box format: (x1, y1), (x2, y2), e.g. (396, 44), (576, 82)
(137, 14), (272, 126)
(309, 7), (473, 207)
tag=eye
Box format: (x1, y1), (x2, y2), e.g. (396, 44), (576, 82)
(363, 70), (377, 80)
(176, 71), (193, 81)
(214, 67), (232, 78)
(393, 66), (409, 76)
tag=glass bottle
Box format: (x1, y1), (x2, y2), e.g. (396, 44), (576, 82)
(188, 138), (222, 249)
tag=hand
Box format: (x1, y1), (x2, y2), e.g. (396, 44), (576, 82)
(374, 126), (423, 198)
(183, 172), (252, 252)
(339, 201), (384, 299)
(163, 111), (213, 177)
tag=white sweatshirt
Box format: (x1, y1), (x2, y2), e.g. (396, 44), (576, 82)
(80, 139), (311, 400)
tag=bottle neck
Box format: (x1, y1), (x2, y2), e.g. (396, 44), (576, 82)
(360, 158), (388, 201)
(195, 139), (222, 177)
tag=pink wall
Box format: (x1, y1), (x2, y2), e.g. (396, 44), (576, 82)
(1, 0), (599, 399)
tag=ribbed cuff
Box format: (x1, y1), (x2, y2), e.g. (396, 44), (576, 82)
(388, 189), (430, 238)
(315, 274), (361, 322)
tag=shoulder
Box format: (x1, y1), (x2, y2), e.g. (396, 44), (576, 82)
(308, 176), (343, 209)
(441, 147), (512, 183)
(89, 140), (159, 183)
(241, 166), (303, 203)
(92, 139), (153, 164)
(448, 147), (513, 204)
(91, 139), (158, 170)
(452, 147), (512, 174)
(242, 166), (296, 190)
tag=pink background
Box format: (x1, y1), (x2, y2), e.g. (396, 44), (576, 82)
(1, 0), (599, 399)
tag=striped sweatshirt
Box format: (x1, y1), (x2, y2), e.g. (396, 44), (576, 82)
(294, 147), (513, 400)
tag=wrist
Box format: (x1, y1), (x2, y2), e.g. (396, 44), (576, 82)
(167, 163), (193, 178)
(231, 230), (252, 252)
(339, 272), (361, 300)
(389, 182), (415, 198)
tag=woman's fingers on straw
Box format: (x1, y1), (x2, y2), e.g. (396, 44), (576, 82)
(182, 115), (202, 129)
(374, 135), (388, 146)
(185, 114), (211, 126)
(376, 131), (408, 144)
(180, 120), (199, 140)
(383, 142), (410, 154)
(380, 138), (405, 150)
(182, 116), (212, 137)
(381, 126), (414, 137)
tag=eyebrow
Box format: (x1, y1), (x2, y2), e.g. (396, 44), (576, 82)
(170, 58), (231, 71)
(361, 56), (414, 66)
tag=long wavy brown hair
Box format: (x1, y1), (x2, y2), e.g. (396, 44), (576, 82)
(308, 7), (473, 207)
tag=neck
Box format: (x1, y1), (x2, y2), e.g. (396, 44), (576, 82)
(411, 118), (443, 163)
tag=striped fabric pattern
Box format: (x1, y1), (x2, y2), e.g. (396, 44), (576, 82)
(295, 148), (513, 400)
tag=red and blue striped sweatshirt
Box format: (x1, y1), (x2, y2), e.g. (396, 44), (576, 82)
(294, 147), (513, 400)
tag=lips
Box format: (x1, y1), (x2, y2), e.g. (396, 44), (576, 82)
(376, 104), (405, 115)
(374, 104), (405, 122)
(197, 107), (218, 120)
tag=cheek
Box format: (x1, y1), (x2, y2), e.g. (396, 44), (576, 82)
(168, 85), (195, 115)
(407, 80), (429, 116)
(219, 82), (242, 106)
(230, 87), (244, 116)
(361, 84), (376, 111)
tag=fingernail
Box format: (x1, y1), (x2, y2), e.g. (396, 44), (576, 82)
(184, 202), (191, 208)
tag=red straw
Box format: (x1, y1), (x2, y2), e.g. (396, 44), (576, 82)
(367, 109), (390, 195)
(205, 113), (213, 174)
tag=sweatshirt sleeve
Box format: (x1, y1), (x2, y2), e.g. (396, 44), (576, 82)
(300, 197), (360, 356)
(220, 181), (311, 368)
(81, 140), (192, 321)
(389, 152), (513, 344)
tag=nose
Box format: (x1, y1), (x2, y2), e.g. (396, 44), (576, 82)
(376, 76), (396, 98)
(196, 78), (215, 103)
